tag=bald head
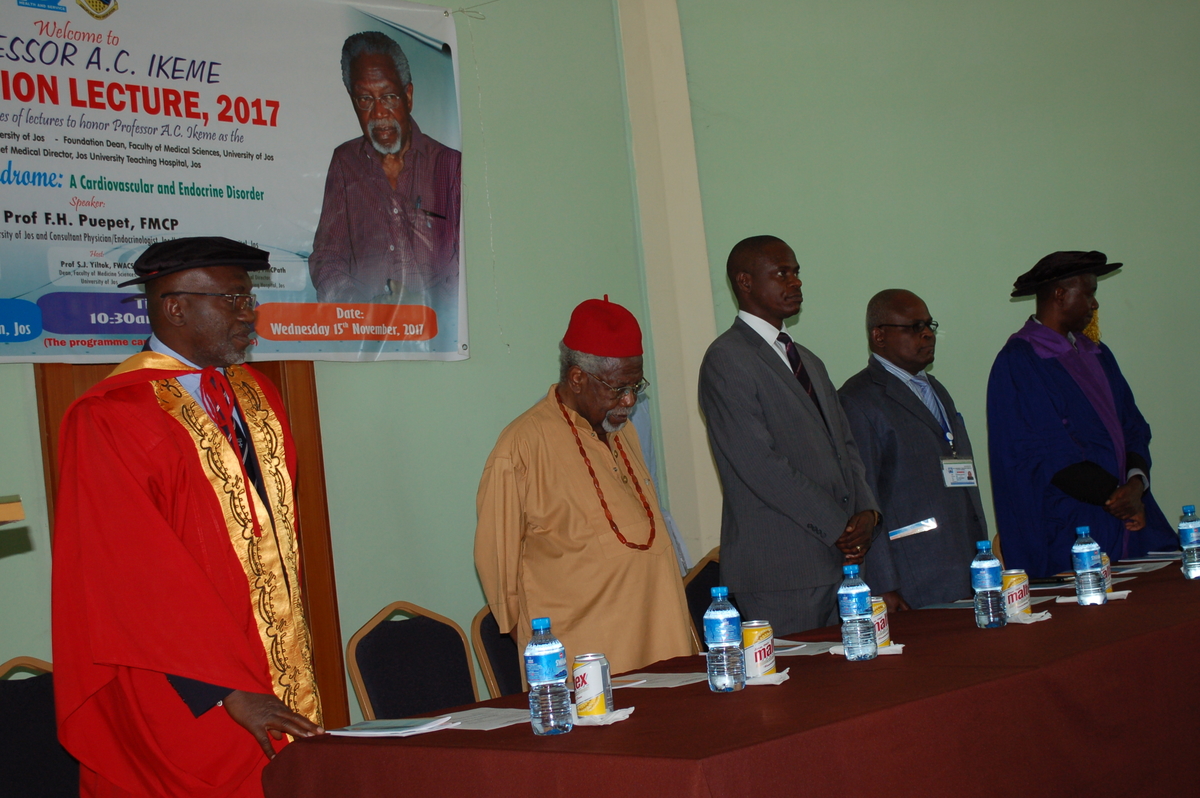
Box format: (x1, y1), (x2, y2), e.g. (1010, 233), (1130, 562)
(865, 289), (921, 339)
(866, 289), (936, 374)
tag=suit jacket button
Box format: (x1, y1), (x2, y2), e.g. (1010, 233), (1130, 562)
(842, 496), (848, 503)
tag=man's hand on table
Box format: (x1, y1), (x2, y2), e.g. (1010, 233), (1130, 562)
(836, 510), (878, 565)
(881, 590), (910, 613)
(223, 690), (323, 759)
(1105, 477), (1146, 531)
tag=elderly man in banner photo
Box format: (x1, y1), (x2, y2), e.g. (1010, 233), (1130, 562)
(474, 297), (696, 675)
(838, 289), (988, 611)
(309, 30), (461, 308)
(53, 238), (323, 798)
(698, 235), (880, 636)
(987, 251), (1178, 578)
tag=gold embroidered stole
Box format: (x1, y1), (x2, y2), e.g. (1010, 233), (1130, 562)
(116, 354), (322, 723)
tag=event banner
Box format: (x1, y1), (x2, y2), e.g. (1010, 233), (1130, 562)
(0, 0), (465, 362)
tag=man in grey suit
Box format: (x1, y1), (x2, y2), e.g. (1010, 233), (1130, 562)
(699, 235), (880, 635)
(838, 289), (988, 610)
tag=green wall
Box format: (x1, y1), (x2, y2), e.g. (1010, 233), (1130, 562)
(677, 0), (1200, 531)
(0, 365), (52, 664)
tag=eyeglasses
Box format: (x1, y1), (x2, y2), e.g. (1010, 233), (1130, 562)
(352, 94), (405, 112)
(875, 319), (939, 334)
(584, 371), (650, 399)
(160, 291), (258, 311)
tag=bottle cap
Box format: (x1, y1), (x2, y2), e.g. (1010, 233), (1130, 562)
(710, 586), (728, 599)
(1076, 526), (1090, 536)
(976, 540), (991, 551)
(842, 564), (859, 576)
(531, 617), (551, 632)
(1184, 505), (1196, 515)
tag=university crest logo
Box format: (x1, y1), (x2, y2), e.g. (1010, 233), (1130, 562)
(76, 0), (117, 21)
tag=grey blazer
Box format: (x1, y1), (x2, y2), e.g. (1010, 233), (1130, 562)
(698, 317), (879, 594)
(838, 357), (988, 608)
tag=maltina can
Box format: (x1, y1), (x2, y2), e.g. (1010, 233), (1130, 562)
(741, 620), (775, 677)
(1001, 569), (1031, 616)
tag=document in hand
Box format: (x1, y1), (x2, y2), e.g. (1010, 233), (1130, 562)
(328, 715), (459, 737)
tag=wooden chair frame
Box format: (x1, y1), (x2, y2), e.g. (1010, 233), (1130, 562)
(682, 546), (721, 650)
(1, 656), (52, 679)
(469, 605), (504, 700)
(346, 601), (479, 721)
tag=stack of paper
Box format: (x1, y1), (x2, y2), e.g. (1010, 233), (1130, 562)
(329, 715), (459, 737)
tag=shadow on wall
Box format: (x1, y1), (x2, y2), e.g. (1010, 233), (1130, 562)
(0, 526), (33, 559)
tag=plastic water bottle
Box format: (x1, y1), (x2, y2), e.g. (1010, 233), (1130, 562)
(1179, 505), (1200, 580)
(703, 586), (745, 692)
(524, 617), (573, 735)
(970, 540), (1007, 628)
(1072, 526), (1107, 606)
(837, 564), (878, 660)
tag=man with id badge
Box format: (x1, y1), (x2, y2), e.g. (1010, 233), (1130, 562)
(839, 290), (989, 610)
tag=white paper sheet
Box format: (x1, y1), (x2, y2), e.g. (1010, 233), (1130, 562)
(441, 708), (531, 731)
(616, 672), (710, 689)
(328, 715), (458, 737)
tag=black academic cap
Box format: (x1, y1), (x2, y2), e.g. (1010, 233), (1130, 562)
(117, 236), (269, 287)
(1011, 251), (1122, 297)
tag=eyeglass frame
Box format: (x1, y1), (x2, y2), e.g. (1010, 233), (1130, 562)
(873, 319), (939, 335)
(159, 291), (258, 311)
(351, 93), (405, 112)
(583, 370), (650, 399)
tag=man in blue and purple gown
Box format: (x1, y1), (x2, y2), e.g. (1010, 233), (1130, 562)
(986, 251), (1177, 578)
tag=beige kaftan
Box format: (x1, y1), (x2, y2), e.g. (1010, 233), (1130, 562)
(474, 387), (696, 675)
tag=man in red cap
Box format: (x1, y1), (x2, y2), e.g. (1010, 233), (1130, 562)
(474, 297), (695, 675)
(53, 237), (322, 798)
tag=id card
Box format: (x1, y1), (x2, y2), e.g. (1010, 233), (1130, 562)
(941, 458), (977, 487)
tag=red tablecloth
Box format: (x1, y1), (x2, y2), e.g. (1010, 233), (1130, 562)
(264, 564), (1200, 797)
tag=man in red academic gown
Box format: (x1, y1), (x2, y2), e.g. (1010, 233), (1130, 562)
(52, 238), (323, 798)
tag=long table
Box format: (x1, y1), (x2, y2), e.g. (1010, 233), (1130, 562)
(264, 564), (1200, 797)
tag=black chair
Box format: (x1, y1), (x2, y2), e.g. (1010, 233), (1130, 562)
(346, 602), (479, 720)
(0, 657), (80, 798)
(470, 606), (523, 698)
(683, 546), (740, 643)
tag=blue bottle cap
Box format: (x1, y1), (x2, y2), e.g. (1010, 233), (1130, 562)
(710, 586), (728, 599)
(1184, 505), (1196, 515)
(976, 540), (991, 551)
(842, 564), (859, 576)
(1076, 526), (1090, 535)
(531, 617), (551, 632)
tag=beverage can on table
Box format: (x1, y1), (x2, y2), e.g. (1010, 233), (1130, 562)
(1101, 553), (1112, 593)
(572, 653), (613, 716)
(1001, 569), (1030, 616)
(741, 620), (775, 677)
(870, 596), (890, 647)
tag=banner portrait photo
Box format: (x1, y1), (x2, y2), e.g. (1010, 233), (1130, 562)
(0, 0), (465, 362)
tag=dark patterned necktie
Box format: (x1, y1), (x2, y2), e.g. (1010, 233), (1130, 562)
(777, 332), (826, 423)
(199, 367), (270, 518)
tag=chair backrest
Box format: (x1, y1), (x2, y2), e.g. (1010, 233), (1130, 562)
(346, 602), (479, 720)
(470, 606), (524, 699)
(0, 658), (80, 798)
(683, 547), (739, 644)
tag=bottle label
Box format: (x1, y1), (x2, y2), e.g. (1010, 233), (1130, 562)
(837, 589), (870, 617)
(1180, 520), (1200, 547)
(704, 615), (740, 645)
(1072, 549), (1101, 571)
(970, 562), (1001, 590)
(525, 650), (566, 684)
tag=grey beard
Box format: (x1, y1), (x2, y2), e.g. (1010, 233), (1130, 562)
(367, 119), (404, 155)
(602, 414), (629, 434)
